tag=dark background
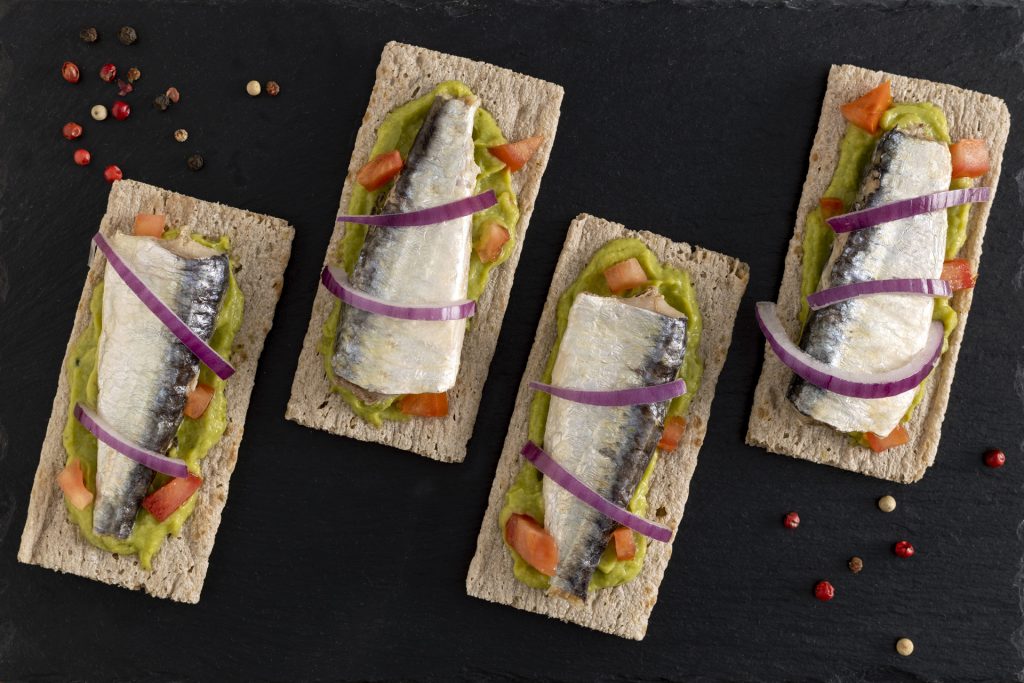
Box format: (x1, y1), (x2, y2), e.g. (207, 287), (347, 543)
(1, 1), (1022, 681)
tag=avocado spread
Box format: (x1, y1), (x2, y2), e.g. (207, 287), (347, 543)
(62, 232), (243, 569)
(797, 102), (967, 434)
(500, 238), (704, 591)
(319, 81), (520, 425)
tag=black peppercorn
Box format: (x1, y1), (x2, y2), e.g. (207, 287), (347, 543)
(848, 556), (863, 574)
(79, 27), (98, 43)
(265, 80), (280, 97)
(153, 94), (171, 111)
(118, 25), (137, 45)
(187, 153), (205, 171)
(126, 67), (141, 83)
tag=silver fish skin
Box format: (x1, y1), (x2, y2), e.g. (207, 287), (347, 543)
(332, 95), (480, 396)
(789, 127), (952, 435)
(542, 291), (687, 602)
(92, 233), (228, 539)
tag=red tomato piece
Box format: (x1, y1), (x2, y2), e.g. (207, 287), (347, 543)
(475, 221), (510, 264)
(133, 213), (167, 237)
(398, 392), (449, 417)
(488, 136), (543, 172)
(356, 150), (403, 191)
(819, 197), (844, 220)
(658, 415), (687, 453)
(941, 259), (977, 291)
(184, 383), (215, 420)
(504, 513), (558, 576)
(840, 81), (892, 134)
(611, 527), (636, 561)
(142, 474), (203, 522)
(603, 257), (649, 295)
(57, 459), (93, 510)
(949, 139), (990, 179)
(865, 424), (910, 453)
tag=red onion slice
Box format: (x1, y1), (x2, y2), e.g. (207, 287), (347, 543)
(92, 233), (235, 380)
(528, 379), (687, 407)
(321, 266), (475, 321)
(74, 403), (190, 479)
(826, 187), (990, 233)
(806, 278), (952, 311)
(521, 441), (672, 543)
(755, 302), (943, 399)
(335, 190), (497, 228)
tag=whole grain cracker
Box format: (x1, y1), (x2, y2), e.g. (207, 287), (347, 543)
(285, 41), (563, 463)
(466, 214), (749, 640)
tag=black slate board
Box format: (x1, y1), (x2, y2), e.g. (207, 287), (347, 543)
(1, 1), (1022, 681)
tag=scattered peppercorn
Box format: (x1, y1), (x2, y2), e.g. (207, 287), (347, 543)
(91, 104), (108, 121)
(814, 580), (835, 602)
(848, 556), (863, 574)
(265, 80), (280, 96)
(62, 122), (83, 140)
(878, 495), (896, 513)
(152, 94), (170, 112)
(73, 149), (91, 166)
(783, 511), (800, 529)
(187, 153), (205, 171)
(246, 80), (261, 96)
(111, 100), (131, 121)
(103, 164), (123, 183)
(166, 87), (180, 104)
(984, 448), (1006, 468)
(126, 67), (141, 83)
(79, 27), (99, 43)
(896, 637), (914, 656)
(893, 540), (915, 559)
(118, 26), (137, 45)
(174, 128), (188, 143)
(61, 61), (81, 83)
(99, 63), (117, 83)
(116, 79), (133, 96)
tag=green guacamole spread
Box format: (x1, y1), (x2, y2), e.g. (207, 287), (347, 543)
(499, 238), (704, 591)
(62, 232), (243, 569)
(319, 81), (520, 425)
(797, 102), (968, 435)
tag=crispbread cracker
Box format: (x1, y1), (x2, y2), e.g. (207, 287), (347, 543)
(285, 41), (563, 463)
(466, 214), (749, 640)
(746, 65), (1010, 484)
(17, 180), (294, 603)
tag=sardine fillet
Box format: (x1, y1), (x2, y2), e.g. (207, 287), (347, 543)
(789, 128), (952, 435)
(93, 234), (228, 539)
(542, 292), (686, 601)
(332, 95), (480, 395)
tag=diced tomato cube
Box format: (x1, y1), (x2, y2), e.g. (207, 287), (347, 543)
(504, 513), (558, 576)
(658, 415), (687, 452)
(184, 383), (215, 420)
(488, 136), (543, 172)
(950, 139), (990, 179)
(603, 257), (649, 295)
(840, 81), (892, 134)
(865, 424), (910, 453)
(133, 213), (166, 237)
(398, 392), (448, 417)
(142, 474), (203, 522)
(941, 259), (977, 291)
(57, 459), (93, 510)
(611, 527), (636, 561)
(356, 150), (403, 191)
(475, 221), (510, 264)
(819, 197), (844, 220)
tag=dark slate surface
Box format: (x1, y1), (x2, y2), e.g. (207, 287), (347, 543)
(0, 1), (1022, 681)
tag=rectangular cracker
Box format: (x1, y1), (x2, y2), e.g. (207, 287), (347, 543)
(285, 41), (563, 463)
(466, 214), (749, 640)
(17, 179), (295, 603)
(746, 65), (1011, 484)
